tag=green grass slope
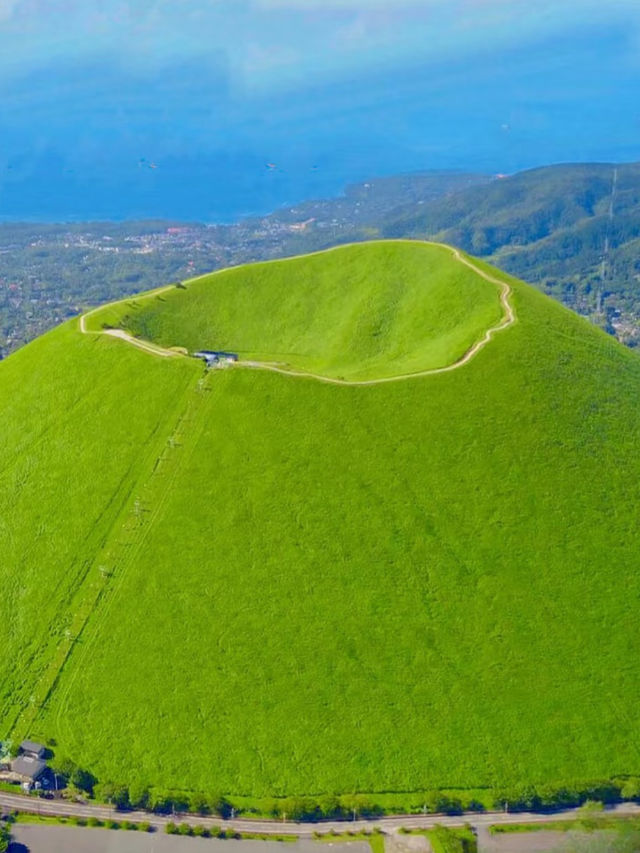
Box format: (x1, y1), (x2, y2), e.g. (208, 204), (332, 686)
(92, 241), (504, 381)
(2, 242), (640, 802)
(0, 323), (199, 737)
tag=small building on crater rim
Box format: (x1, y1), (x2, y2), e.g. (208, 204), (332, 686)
(194, 350), (239, 367)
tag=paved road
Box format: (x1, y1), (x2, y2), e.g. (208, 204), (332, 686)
(1, 792), (639, 839)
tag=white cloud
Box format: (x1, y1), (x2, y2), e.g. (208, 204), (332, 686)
(0, 0), (638, 95)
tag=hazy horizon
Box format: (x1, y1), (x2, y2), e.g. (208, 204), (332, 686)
(1, 0), (639, 222)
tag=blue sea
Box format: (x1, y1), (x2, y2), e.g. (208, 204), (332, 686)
(0, 28), (638, 223)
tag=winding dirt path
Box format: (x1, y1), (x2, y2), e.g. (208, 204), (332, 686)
(101, 328), (180, 358)
(78, 284), (182, 358)
(77, 242), (516, 383)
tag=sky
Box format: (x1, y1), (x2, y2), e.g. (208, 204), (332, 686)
(0, 0), (639, 221)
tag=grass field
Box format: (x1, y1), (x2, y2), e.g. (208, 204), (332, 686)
(2, 241), (640, 802)
(0, 323), (199, 738)
(91, 241), (505, 381)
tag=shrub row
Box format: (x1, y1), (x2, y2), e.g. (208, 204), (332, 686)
(166, 823), (238, 838)
(56, 773), (640, 821)
(257, 779), (640, 819)
(490, 778), (640, 812)
(5, 813), (154, 833)
(164, 823), (295, 841)
(313, 829), (384, 838)
(62, 816), (153, 832)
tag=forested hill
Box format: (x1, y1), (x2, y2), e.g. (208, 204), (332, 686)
(267, 170), (490, 227)
(382, 162), (640, 344)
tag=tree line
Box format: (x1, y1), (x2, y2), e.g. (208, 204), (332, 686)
(48, 758), (640, 821)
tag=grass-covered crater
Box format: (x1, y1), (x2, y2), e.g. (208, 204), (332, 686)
(91, 241), (506, 381)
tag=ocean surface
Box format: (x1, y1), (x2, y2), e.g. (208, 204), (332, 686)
(0, 27), (638, 223)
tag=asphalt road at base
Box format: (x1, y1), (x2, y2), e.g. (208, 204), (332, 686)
(1, 792), (639, 838)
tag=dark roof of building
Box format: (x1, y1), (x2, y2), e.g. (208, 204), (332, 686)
(195, 350), (238, 359)
(20, 740), (45, 756)
(12, 755), (46, 780)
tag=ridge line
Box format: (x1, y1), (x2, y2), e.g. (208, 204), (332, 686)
(77, 241), (517, 383)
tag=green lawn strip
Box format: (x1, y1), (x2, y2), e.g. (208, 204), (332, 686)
(13, 812), (296, 839)
(11, 812), (152, 831)
(0, 782), (39, 797)
(314, 829), (385, 853)
(9, 809), (302, 840)
(490, 817), (640, 835)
